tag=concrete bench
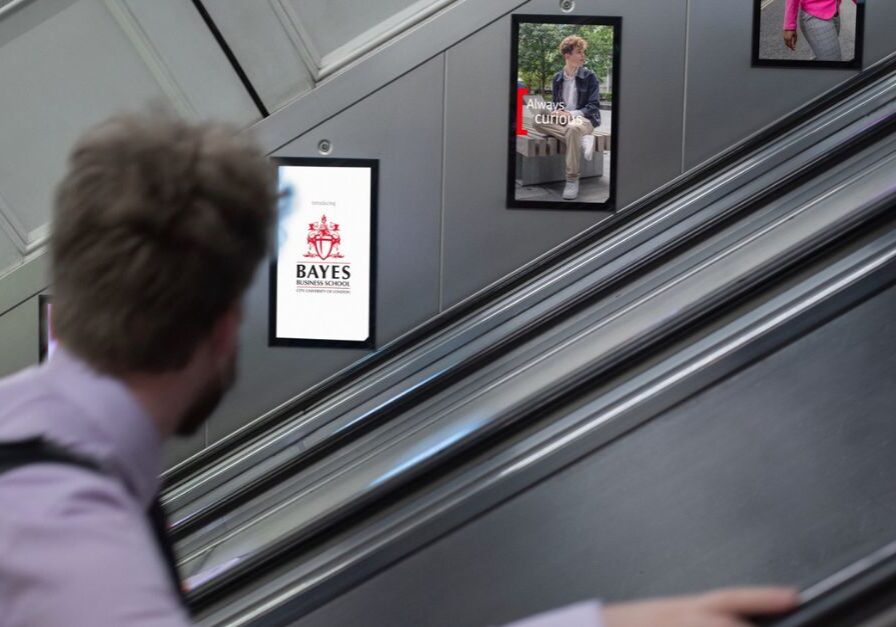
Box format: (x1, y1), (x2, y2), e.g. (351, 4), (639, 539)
(515, 131), (606, 186)
(516, 95), (607, 186)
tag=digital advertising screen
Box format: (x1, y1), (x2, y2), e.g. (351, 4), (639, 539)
(752, 0), (864, 68)
(508, 14), (621, 210)
(269, 158), (378, 348)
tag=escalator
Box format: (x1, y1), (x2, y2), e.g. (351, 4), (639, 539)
(164, 53), (896, 625)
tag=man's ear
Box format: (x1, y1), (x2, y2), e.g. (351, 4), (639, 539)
(208, 303), (242, 360)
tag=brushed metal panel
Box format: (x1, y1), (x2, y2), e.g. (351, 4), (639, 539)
(0, 294), (39, 377)
(863, 1), (896, 67)
(291, 281), (896, 627)
(205, 55), (445, 444)
(0, 0), (180, 240)
(441, 0), (688, 308)
(684, 0), (896, 170)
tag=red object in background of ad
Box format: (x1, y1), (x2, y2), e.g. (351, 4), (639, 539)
(516, 83), (528, 136)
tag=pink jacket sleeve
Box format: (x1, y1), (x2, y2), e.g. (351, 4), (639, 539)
(784, 0), (800, 31)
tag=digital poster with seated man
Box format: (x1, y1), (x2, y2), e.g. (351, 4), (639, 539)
(508, 15), (620, 210)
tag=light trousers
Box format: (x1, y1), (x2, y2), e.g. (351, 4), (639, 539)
(532, 115), (595, 181)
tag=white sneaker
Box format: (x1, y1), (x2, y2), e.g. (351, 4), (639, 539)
(562, 179), (579, 200)
(581, 134), (595, 161)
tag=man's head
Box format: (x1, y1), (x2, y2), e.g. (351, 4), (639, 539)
(50, 112), (277, 435)
(559, 35), (588, 69)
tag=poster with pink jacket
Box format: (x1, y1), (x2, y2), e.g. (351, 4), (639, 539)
(752, 0), (865, 68)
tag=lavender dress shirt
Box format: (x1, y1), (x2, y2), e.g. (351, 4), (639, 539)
(0, 347), (190, 626)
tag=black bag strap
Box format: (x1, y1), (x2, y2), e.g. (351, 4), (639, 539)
(0, 436), (100, 473)
(0, 437), (190, 612)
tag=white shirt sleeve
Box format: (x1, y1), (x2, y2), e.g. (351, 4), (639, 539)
(503, 601), (603, 627)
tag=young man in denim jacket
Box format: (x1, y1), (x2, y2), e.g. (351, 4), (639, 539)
(533, 34), (601, 200)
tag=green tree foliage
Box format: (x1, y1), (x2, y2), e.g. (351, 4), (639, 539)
(518, 23), (563, 96)
(518, 23), (614, 98)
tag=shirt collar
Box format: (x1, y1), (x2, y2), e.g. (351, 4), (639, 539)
(45, 346), (163, 508)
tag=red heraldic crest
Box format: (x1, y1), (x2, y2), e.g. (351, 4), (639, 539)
(304, 215), (344, 260)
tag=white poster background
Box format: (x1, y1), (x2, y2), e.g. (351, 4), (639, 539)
(275, 165), (372, 342)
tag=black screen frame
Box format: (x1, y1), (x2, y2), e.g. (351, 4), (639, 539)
(751, 0), (865, 69)
(268, 157), (379, 350)
(506, 14), (622, 211)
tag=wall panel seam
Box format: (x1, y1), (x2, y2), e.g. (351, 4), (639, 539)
(439, 52), (448, 313)
(268, 0), (322, 81)
(102, 0), (198, 119)
(0, 189), (29, 255)
(317, 0), (460, 81)
(682, 0), (691, 175)
(0, 288), (43, 319)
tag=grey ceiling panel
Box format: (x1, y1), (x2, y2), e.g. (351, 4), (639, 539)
(198, 0), (453, 114)
(0, 0), (171, 260)
(119, 0), (260, 125)
(286, 0), (447, 78)
(288, 0), (423, 60)
(197, 0), (316, 112)
(0, 235), (22, 284)
(0, 0), (260, 278)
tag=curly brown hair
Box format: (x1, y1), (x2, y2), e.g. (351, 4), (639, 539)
(559, 35), (588, 56)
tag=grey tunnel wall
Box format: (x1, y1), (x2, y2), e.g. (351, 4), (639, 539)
(0, 0), (894, 467)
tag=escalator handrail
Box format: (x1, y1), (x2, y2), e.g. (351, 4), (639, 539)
(758, 540), (896, 627)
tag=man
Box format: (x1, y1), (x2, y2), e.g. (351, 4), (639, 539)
(533, 34), (602, 201)
(0, 112), (276, 626)
(0, 113), (797, 626)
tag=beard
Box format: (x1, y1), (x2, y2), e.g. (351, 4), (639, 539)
(176, 351), (237, 437)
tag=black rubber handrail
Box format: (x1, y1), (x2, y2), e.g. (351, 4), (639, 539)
(168, 95), (896, 540)
(184, 147), (896, 613)
(755, 540), (896, 627)
(164, 51), (896, 488)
